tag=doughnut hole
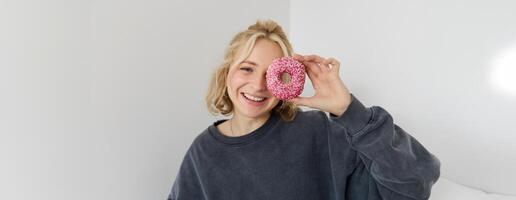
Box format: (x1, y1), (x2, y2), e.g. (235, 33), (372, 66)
(281, 72), (291, 84)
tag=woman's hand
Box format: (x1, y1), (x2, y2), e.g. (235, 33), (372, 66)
(290, 53), (352, 117)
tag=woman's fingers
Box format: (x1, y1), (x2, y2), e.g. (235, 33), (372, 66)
(300, 54), (324, 74)
(293, 53), (320, 73)
(303, 61), (322, 75)
(304, 63), (319, 86)
(303, 54), (325, 63)
(293, 53), (341, 76)
(292, 53), (304, 61)
(297, 54), (339, 73)
(289, 53), (348, 113)
(322, 57), (340, 72)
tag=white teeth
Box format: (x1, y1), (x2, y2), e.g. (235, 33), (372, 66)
(243, 93), (265, 102)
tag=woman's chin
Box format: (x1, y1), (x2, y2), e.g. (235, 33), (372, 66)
(235, 105), (274, 119)
(240, 109), (270, 118)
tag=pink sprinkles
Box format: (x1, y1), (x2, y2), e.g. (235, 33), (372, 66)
(266, 57), (306, 100)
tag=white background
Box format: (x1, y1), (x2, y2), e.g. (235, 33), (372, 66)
(1, 0), (515, 199)
(0, 0), (288, 199)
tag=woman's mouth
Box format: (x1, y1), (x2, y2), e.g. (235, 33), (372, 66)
(241, 92), (267, 106)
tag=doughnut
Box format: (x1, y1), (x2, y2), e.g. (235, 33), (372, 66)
(266, 57), (306, 100)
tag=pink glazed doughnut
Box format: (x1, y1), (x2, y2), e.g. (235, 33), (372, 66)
(266, 57), (306, 100)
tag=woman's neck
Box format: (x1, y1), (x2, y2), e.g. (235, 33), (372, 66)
(229, 113), (271, 137)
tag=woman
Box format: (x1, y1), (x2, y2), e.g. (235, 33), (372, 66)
(167, 19), (440, 200)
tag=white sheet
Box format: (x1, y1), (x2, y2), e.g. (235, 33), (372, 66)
(431, 177), (516, 200)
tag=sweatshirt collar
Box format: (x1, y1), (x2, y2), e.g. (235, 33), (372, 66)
(208, 113), (279, 146)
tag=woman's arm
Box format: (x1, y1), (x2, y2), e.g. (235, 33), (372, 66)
(289, 53), (439, 199)
(329, 94), (441, 199)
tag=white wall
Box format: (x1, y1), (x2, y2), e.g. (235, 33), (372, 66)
(291, 0), (516, 196)
(0, 0), (289, 199)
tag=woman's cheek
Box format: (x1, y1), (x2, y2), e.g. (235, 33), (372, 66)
(231, 73), (247, 86)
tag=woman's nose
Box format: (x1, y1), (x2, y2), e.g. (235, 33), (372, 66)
(252, 75), (267, 91)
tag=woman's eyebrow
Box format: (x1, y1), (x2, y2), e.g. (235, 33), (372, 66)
(241, 60), (258, 66)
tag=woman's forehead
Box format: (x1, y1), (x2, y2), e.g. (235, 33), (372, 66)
(232, 39), (284, 68)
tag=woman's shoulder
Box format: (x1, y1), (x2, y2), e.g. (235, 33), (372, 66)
(179, 125), (215, 160)
(293, 108), (330, 123)
(191, 124), (215, 146)
(176, 123), (214, 153)
(285, 108), (332, 131)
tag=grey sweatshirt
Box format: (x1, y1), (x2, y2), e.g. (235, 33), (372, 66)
(167, 93), (441, 200)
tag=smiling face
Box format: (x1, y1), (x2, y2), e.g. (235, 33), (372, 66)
(226, 38), (283, 119)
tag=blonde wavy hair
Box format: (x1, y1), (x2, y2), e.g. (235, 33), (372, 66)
(205, 19), (300, 122)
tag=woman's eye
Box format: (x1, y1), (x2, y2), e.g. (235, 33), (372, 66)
(240, 67), (253, 72)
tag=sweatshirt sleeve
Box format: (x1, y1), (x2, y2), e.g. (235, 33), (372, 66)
(166, 149), (205, 200)
(328, 93), (441, 200)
